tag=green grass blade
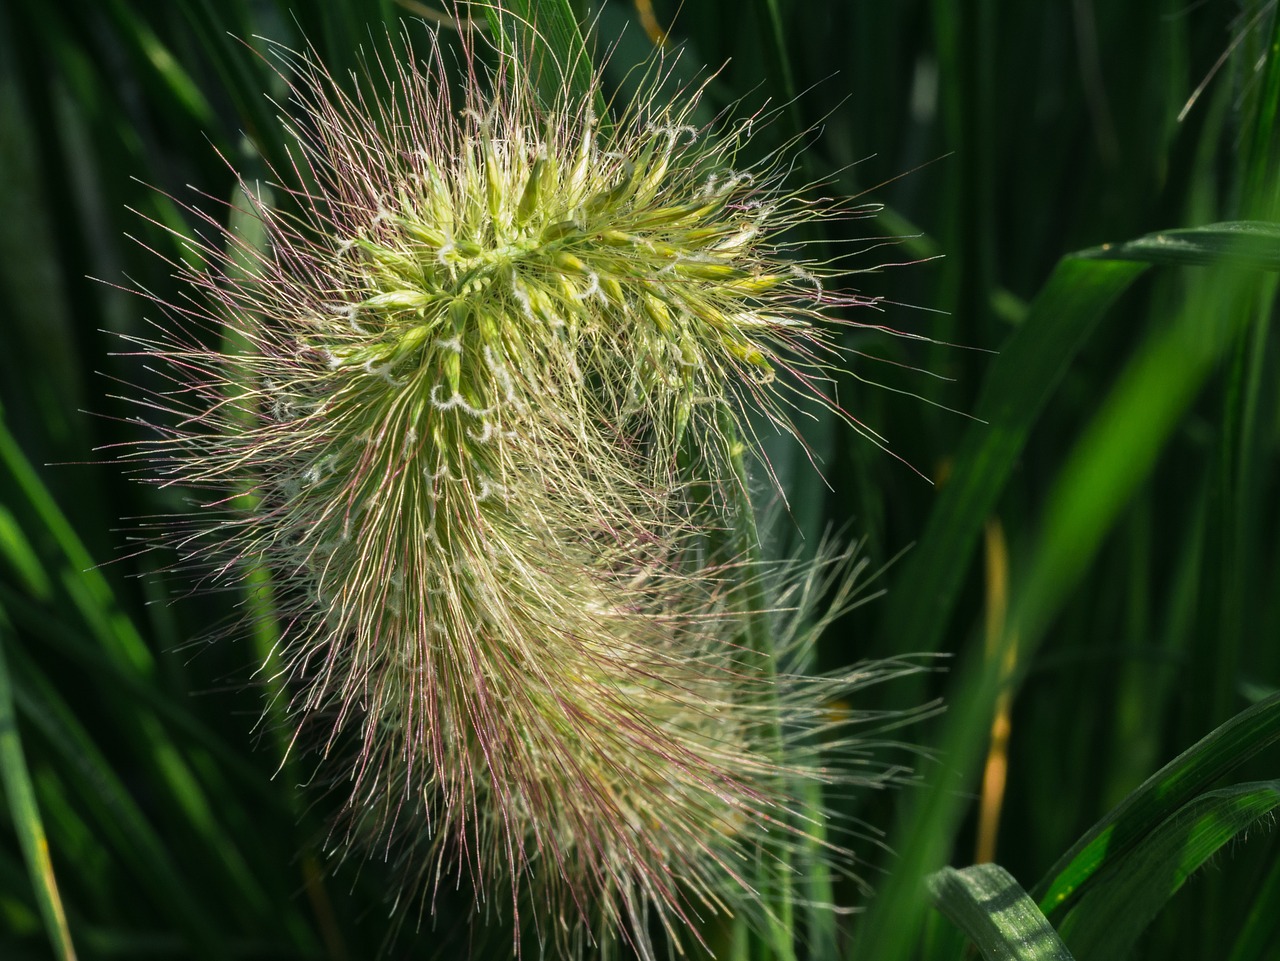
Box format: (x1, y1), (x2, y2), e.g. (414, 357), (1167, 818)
(859, 227), (1276, 961)
(175, 0), (284, 157)
(1075, 221), (1280, 271)
(880, 217), (1280, 665)
(876, 257), (1147, 661)
(1225, 848), (1280, 961)
(0, 405), (153, 677)
(8, 647), (230, 959)
(1034, 693), (1280, 913)
(1057, 782), (1280, 961)
(1005, 259), (1270, 685)
(0, 405), (287, 919)
(103, 0), (217, 128)
(479, 0), (607, 120)
(721, 411), (796, 961)
(927, 864), (1074, 961)
(0, 612), (78, 961)
(0, 505), (52, 602)
(852, 256), (1148, 961)
(1238, 4), (1280, 218)
(752, 0), (803, 144)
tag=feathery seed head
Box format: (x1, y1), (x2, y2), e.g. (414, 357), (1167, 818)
(260, 17), (877, 483)
(117, 13), (920, 959)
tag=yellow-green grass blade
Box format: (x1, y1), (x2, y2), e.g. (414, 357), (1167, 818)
(0, 613), (77, 961)
(0, 404), (153, 685)
(0, 411), (321, 948)
(0, 506), (52, 603)
(928, 864), (1074, 961)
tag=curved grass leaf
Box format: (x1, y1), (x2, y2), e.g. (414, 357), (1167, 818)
(1034, 693), (1280, 913)
(876, 256), (1148, 661)
(884, 217), (1280, 667)
(1057, 781), (1280, 961)
(852, 257), (1147, 961)
(1076, 221), (1280, 271)
(928, 864), (1074, 961)
(861, 232), (1277, 961)
(849, 253), (1152, 961)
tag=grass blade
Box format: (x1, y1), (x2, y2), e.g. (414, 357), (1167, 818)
(1034, 693), (1280, 913)
(1076, 221), (1280, 271)
(479, 0), (607, 119)
(876, 257), (1148, 660)
(928, 864), (1074, 961)
(0, 612), (77, 961)
(1004, 259), (1271, 692)
(1057, 782), (1280, 961)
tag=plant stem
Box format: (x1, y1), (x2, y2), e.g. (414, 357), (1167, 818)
(718, 407), (798, 961)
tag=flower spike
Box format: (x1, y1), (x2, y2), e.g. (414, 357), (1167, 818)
(116, 12), (924, 958)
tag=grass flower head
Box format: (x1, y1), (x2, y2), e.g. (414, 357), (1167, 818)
(118, 10), (920, 957)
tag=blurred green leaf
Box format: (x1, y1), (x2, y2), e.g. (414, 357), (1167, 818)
(104, 0), (217, 128)
(0, 507), (51, 602)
